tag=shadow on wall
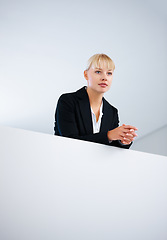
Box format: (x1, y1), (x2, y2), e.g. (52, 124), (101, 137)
(131, 125), (167, 156)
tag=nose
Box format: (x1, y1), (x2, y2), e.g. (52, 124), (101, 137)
(101, 73), (107, 81)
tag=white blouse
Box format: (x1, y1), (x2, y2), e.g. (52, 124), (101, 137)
(90, 102), (103, 134)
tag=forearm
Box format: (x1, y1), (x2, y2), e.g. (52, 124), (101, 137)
(55, 128), (110, 145)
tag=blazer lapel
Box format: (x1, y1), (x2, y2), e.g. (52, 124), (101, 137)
(100, 98), (111, 132)
(76, 87), (93, 134)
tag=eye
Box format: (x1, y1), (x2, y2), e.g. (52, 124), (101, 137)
(95, 70), (101, 74)
(107, 72), (113, 75)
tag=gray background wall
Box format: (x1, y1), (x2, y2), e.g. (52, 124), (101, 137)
(0, 0), (167, 156)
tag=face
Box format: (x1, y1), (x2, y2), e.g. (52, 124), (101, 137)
(84, 61), (113, 95)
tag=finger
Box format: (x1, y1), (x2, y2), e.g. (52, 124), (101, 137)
(120, 134), (134, 142)
(121, 139), (132, 145)
(123, 136), (133, 143)
(125, 132), (138, 138)
(129, 129), (138, 135)
(128, 130), (138, 137)
(123, 136), (134, 142)
(131, 132), (138, 137)
(123, 125), (138, 131)
(120, 131), (134, 138)
(122, 128), (132, 133)
(120, 128), (132, 134)
(119, 132), (130, 138)
(121, 126), (137, 134)
(125, 133), (134, 138)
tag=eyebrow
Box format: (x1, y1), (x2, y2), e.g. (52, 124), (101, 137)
(95, 68), (113, 71)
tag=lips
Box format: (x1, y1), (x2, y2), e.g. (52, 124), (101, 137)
(98, 83), (108, 87)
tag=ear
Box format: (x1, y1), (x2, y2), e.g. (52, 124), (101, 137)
(84, 70), (88, 80)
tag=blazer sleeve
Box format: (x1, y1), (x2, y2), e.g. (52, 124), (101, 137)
(54, 94), (111, 145)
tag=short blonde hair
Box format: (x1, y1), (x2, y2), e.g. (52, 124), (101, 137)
(86, 53), (115, 71)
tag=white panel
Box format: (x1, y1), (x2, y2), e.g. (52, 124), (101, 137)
(0, 126), (167, 240)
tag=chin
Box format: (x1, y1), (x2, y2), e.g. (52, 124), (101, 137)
(98, 87), (109, 93)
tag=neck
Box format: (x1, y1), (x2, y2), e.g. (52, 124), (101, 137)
(86, 87), (103, 108)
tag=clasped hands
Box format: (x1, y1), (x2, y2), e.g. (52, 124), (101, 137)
(107, 124), (138, 145)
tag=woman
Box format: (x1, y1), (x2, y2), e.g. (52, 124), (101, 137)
(54, 53), (137, 148)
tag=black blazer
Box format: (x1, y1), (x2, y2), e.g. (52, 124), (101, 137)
(54, 87), (131, 149)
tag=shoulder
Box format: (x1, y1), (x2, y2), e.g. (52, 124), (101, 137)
(59, 86), (87, 101)
(57, 86), (87, 107)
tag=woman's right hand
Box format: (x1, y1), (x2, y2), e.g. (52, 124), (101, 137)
(107, 124), (138, 145)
